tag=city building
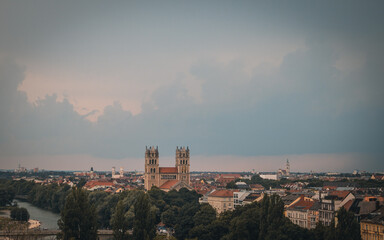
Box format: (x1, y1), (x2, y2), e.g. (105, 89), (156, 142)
(112, 167), (124, 179)
(286, 195), (319, 229)
(207, 189), (238, 214)
(278, 159), (290, 177)
(360, 206), (384, 240)
(319, 191), (355, 226)
(233, 191), (251, 207)
(144, 146), (191, 191)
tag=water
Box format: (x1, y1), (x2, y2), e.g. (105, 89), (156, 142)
(14, 200), (60, 230)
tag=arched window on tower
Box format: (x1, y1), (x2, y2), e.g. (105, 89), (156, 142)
(186, 160), (188, 165)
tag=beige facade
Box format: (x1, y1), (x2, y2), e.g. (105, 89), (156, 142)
(207, 190), (236, 214)
(361, 221), (384, 240)
(144, 146), (190, 191)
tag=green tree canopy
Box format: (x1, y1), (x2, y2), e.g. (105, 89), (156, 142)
(133, 192), (156, 240)
(10, 207), (30, 222)
(111, 199), (130, 240)
(334, 207), (361, 240)
(0, 187), (15, 206)
(58, 187), (98, 240)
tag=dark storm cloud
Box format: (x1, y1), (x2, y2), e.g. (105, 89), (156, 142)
(0, 1), (383, 171)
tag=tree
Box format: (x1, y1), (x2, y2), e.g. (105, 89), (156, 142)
(111, 200), (130, 240)
(10, 207), (30, 222)
(334, 207), (360, 240)
(193, 203), (216, 226)
(161, 206), (179, 228)
(0, 187), (15, 206)
(174, 202), (199, 240)
(133, 192), (156, 240)
(58, 187), (98, 240)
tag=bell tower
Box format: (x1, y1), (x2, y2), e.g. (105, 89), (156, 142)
(175, 146), (190, 184)
(145, 146), (159, 190)
(286, 159), (290, 176)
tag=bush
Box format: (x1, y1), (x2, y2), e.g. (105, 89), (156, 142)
(10, 207), (30, 222)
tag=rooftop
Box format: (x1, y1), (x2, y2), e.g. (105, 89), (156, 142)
(159, 167), (178, 174)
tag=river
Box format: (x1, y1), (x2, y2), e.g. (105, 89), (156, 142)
(14, 200), (60, 230)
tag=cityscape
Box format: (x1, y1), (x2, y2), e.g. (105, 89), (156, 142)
(1, 0), (384, 240)
(0, 146), (383, 239)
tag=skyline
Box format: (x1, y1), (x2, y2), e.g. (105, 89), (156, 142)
(1, 1), (383, 172)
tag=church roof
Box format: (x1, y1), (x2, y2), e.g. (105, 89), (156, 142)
(159, 167), (178, 174)
(209, 189), (237, 197)
(159, 180), (180, 189)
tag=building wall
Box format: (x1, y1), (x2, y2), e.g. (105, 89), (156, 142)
(144, 146), (160, 190)
(207, 196), (234, 214)
(361, 221), (384, 240)
(287, 209), (308, 228)
(144, 146), (190, 191)
(319, 199), (335, 226)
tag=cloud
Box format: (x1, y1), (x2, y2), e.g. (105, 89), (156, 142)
(0, 1), (383, 171)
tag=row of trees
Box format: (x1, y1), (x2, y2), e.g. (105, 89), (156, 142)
(1, 180), (361, 240)
(3, 179), (71, 213)
(58, 187), (157, 240)
(58, 187), (360, 240)
(226, 174), (384, 189)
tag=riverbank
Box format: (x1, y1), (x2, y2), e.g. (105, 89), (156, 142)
(28, 219), (41, 229)
(14, 200), (60, 230)
(0, 208), (40, 229)
(0, 209), (10, 218)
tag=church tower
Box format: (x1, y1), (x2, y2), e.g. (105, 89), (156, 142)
(175, 146), (190, 184)
(145, 146), (159, 190)
(286, 159), (290, 176)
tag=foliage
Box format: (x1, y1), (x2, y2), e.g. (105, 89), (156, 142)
(10, 207), (30, 222)
(309, 208), (361, 240)
(111, 200), (130, 240)
(334, 207), (360, 240)
(193, 203), (216, 226)
(0, 186), (15, 206)
(57, 187), (98, 240)
(1, 180), (363, 240)
(4, 179), (71, 213)
(133, 192), (156, 240)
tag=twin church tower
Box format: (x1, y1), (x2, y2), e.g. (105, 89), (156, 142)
(144, 146), (190, 190)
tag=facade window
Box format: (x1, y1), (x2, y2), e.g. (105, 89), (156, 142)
(161, 174), (177, 180)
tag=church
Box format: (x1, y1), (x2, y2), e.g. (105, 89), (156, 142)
(144, 146), (192, 191)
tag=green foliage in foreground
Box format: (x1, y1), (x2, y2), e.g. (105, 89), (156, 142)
(10, 207), (30, 222)
(0, 186), (15, 207)
(2, 180), (361, 240)
(57, 187), (98, 240)
(187, 195), (360, 240)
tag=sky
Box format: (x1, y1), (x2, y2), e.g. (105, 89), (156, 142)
(0, 0), (383, 172)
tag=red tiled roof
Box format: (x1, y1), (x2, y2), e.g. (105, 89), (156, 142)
(329, 190), (350, 199)
(289, 196), (314, 210)
(209, 189), (237, 197)
(343, 199), (354, 211)
(159, 167), (178, 174)
(84, 181), (114, 188)
(250, 184), (265, 189)
(159, 180), (179, 189)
